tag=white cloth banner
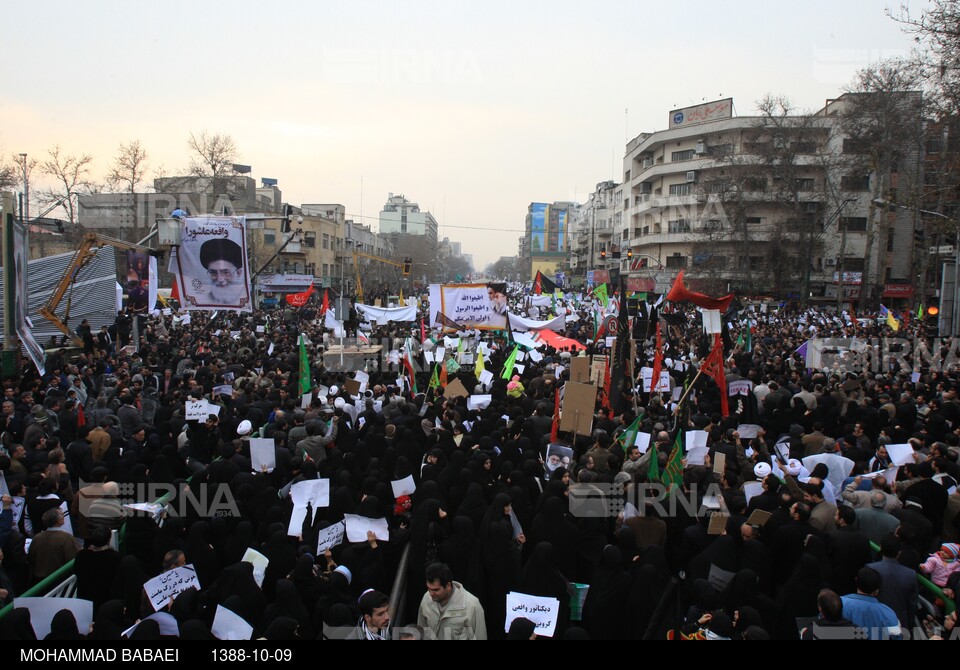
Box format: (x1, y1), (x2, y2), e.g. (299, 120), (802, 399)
(429, 283), (508, 331)
(507, 313), (566, 332)
(356, 303), (418, 324)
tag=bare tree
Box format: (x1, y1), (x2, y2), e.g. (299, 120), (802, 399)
(37, 145), (94, 225)
(106, 140), (149, 193)
(889, 1), (960, 118)
(187, 131), (238, 196)
(0, 158), (16, 191)
(836, 60), (924, 309)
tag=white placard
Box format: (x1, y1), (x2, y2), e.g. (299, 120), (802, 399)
(144, 564), (200, 612)
(436, 346), (447, 360)
(241, 548), (269, 588)
(15, 597), (93, 640)
(467, 395), (492, 411)
(702, 310), (722, 334)
(212, 605), (253, 641)
(317, 521), (347, 553)
(685, 430), (709, 450)
(122, 612), (180, 638)
(529, 349), (543, 363)
(423, 350), (435, 364)
(287, 479), (330, 536)
(504, 592), (560, 638)
(391, 475), (416, 498)
(886, 443), (916, 466)
(635, 432), (652, 454)
(687, 446), (709, 466)
(672, 387), (683, 401)
(743, 481), (764, 504)
(737, 424), (761, 439)
(267, 343), (275, 356)
(911, 372), (921, 384)
(256, 325), (265, 333)
(478, 369), (495, 387)
(11, 496), (25, 525)
(344, 514), (390, 542)
(185, 400), (208, 420)
(640, 367), (671, 393)
(250, 438), (276, 474)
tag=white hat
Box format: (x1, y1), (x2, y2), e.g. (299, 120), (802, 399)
(317, 395), (328, 405)
(237, 420), (252, 436)
(333, 565), (352, 584)
(334, 397), (346, 409)
(754, 462), (772, 479)
(786, 459), (803, 476)
(329, 385), (339, 396)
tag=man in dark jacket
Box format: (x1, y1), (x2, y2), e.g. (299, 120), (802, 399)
(866, 535), (919, 629)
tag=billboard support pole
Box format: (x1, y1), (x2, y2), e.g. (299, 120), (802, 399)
(2, 192), (19, 376)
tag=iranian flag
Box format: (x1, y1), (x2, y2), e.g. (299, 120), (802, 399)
(403, 338), (418, 397)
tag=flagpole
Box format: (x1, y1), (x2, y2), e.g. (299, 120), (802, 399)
(672, 367), (704, 416)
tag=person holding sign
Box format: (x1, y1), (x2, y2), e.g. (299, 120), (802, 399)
(418, 562), (487, 640)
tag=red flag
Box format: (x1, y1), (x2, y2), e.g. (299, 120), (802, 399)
(170, 277), (180, 302)
(321, 288), (329, 316)
(650, 322), (664, 395)
(420, 318), (427, 344)
(550, 388), (560, 442)
(285, 284), (315, 307)
(601, 357), (612, 416)
(700, 333), (729, 417)
(666, 270), (734, 312)
(533, 271), (543, 295)
(439, 361), (448, 387)
(77, 403), (86, 428)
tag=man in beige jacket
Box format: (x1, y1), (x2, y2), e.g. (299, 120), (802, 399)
(417, 562), (486, 640)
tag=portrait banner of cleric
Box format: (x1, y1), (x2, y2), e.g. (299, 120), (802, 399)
(175, 217), (253, 312)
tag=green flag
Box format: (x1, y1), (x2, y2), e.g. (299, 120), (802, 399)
(593, 283), (609, 308)
(663, 431), (684, 493)
(298, 334), (311, 396)
(446, 358), (460, 374)
(429, 363), (440, 390)
(501, 345), (519, 380)
(647, 444), (660, 482)
(917, 304), (924, 321)
(614, 416), (643, 453)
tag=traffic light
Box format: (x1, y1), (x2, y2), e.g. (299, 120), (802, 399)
(627, 249), (633, 260)
(600, 250), (606, 260)
(925, 306), (940, 338)
(402, 257), (412, 276)
(281, 204), (293, 233)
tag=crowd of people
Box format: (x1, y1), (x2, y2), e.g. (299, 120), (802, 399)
(0, 283), (958, 641)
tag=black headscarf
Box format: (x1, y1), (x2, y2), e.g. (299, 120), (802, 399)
(261, 579), (312, 640)
(45, 609), (83, 640)
(0, 608), (36, 640)
(205, 562), (266, 631)
(89, 599), (127, 641)
(581, 545), (632, 640)
(263, 616), (300, 640)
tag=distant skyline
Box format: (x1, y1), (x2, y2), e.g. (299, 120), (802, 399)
(1, 0), (926, 269)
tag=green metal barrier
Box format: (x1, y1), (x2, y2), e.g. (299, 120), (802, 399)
(869, 541), (956, 616)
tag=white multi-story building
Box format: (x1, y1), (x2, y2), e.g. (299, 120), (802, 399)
(612, 97), (922, 304)
(379, 193), (439, 243)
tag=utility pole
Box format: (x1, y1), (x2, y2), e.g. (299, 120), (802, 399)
(2, 192), (18, 376)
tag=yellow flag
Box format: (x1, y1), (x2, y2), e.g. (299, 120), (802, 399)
(886, 311), (899, 332)
(475, 349), (485, 380)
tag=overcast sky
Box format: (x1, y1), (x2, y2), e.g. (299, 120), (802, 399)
(1, 0), (927, 269)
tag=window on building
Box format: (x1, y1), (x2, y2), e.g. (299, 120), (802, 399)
(322, 263), (328, 278)
(668, 183), (691, 196)
(707, 143), (733, 157)
(306, 263), (316, 276)
(887, 232), (895, 252)
(642, 226), (649, 236)
(322, 233), (329, 249)
(745, 216), (763, 225)
(840, 217), (868, 232)
(264, 228), (276, 245)
(304, 232), (316, 248)
(840, 175), (870, 191)
(749, 256), (764, 270)
(793, 141), (818, 154)
(401, 224), (407, 233)
(665, 255), (687, 268)
(742, 177), (766, 192)
(672, 149), (696, 162)
(844, 258), (865, 271)
(667, 219), (691, 233)
(927, 137), (943, 154)
(705, 179), (729, 194)
(794, 178), (816, 191)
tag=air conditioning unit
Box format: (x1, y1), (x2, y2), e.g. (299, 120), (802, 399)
(695, 141), (706, 155)
(825, 258), (837, 267)
(686, 171), (698, 183)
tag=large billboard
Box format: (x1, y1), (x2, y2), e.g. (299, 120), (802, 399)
(428, 283), (509, 331)
(175, 217), (253, 312)
(530, 203), (547, 254)
(669, 98), (733, 129)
